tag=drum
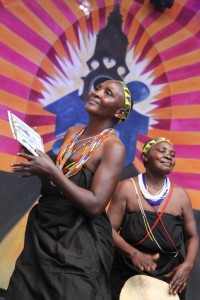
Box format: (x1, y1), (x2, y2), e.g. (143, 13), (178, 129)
(119, 275), (180, 300)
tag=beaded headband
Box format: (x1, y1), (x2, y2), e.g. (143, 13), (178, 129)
(117, 81), (132, 121)
(142, 137), (173, 154)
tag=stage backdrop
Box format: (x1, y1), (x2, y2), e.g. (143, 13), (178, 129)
(0, 0), (200, 298)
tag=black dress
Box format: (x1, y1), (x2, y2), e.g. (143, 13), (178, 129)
(110, 212), (185, 300)
(6, 160), (114, 300)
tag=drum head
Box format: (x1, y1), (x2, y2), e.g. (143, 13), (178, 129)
(119, 275), (180, 300)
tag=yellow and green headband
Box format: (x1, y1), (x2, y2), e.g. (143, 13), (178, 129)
(118, 81), (132, 121)
(142, 137), (173, 154)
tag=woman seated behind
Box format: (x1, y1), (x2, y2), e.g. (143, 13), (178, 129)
(108, 137), (199, 300)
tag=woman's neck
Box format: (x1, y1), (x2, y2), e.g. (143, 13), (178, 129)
(85, 121), (114, 136)
(144, 172), (166, 190)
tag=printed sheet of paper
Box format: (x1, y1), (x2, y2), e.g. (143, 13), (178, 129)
(8, 111), (45, 156)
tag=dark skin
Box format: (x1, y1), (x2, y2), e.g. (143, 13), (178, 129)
(11, 80), (127, 219)
(108, 141), (199, 295)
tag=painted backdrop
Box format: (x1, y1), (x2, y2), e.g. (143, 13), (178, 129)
(0, 0), (200, 298)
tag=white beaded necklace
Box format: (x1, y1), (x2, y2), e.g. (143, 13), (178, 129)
(138, 173), (170, 206)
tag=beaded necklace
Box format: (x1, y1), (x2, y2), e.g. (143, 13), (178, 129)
(130, 178), (178, 256)
(56, 127), (114, 177)
(75, 134), (98, 144)
(138, 173), (170, 206)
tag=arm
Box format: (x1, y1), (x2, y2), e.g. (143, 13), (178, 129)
(107, 180), (159, 272)
(165, 187), (199, 295)
(11, 138), (125, 219)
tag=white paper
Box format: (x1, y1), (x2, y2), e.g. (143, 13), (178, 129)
(7, 111), (45, 156)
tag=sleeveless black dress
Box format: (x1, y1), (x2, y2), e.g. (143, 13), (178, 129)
(110, 211), (185, 300)
(6, 159), (114, 300)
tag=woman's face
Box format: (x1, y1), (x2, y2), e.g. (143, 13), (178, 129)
(145, 141), (176, 175)
(85, 80), (124, 120)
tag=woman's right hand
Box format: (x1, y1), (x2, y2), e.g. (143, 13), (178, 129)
(11, 149), (55, 178)
(130, 250), (159, 272)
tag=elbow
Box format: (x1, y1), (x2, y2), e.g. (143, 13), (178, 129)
(84, 192), (108, 218)
(86, 204), (105, 219)
(88, 210), (104, 219)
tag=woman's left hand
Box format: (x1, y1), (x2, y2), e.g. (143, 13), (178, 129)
(164, 262), (192, 295)
(11, 149), (55, 178)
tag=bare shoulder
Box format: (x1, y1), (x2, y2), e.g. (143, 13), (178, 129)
(63, 125), (84, 141)
(114, 178), (135, 200)
(110, 179), (132, 208)
(174, 183), (190, 199)
(173, 182), (192, 208)
(113, 177), (138, 212)
(103, 133), (126, 156)
(119, 178), (134, 190)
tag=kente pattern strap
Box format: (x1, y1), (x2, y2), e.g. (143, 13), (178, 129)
(56, 127), (114, 177)
(142, 137), (173, 154)
(117, 81), (132, 121)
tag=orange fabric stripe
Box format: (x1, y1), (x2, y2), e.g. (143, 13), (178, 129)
(0, 120), (13, 138)
(53, 39), (71, 61)
(2, 25), (58, 77)
(156, 28), (193, 53)
(40, 57), (61, 78)
(2, 59), (44, 92)
(106, 2), (115, 17)
(152, 50), (200, 78)
(65, 25), (78, 46)
(185, 13), (200, 35)
(1, 90), (27, 109)
(6, 2), (57, 43)
(151, 105), (200, 119)
(135, 1), (185, 54)
(25, 104), (55, 116)
(0, 153), (16, 172)
(169, 77), (200, 94)
(147, 130), (200, 145)
(187, 190), (200, 210)
(150, 64), (166, 78)
(149, 107), (171, 119)
(36, 125), (55, 134)
(78, 16), (87, 37)
(144, 30), (192, 64)
(67, 1), (85, 19)
(134, 5), (156, 57)
(135, 31), (151, 58)
(2, 25), (44, 65)
(127, 19), (140, 51)
(147, 2), (185, 36)
(164, 50), (200, 71)
(155, 77), (200, 100)
(137, 2), (186, 61)
(134, 156), (145, 173)
(37, 0), (70, 30)
(173, 159), (200, 174)
(92, 7), (99, 32)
